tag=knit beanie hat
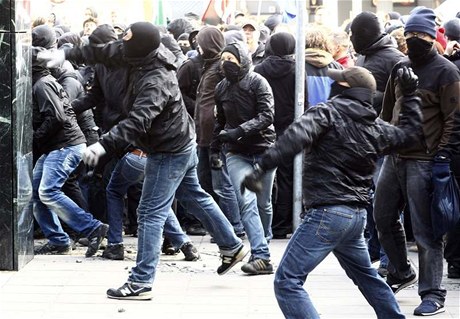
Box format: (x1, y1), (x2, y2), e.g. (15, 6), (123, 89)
(222, 43), (240, 63)
(444, 18), (460, 41)
(404, 8), (437, 39)
(89, 24), (117, 45)
(266, 32), (295, 56)
(32, 25), (57, 49)
(123, 22), (161, 58)
(350, 12), (383, 54)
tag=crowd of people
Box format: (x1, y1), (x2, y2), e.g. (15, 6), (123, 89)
(30, 4), (460, 318)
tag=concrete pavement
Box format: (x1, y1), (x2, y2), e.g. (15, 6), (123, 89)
(0, 235), (459, 319)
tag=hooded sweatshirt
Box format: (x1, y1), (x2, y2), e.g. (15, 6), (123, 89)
(305, 48), (343, 106)
(255, 32), (305, 135)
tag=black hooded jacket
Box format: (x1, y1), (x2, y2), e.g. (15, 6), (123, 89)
(212, 42), (275, 155)
(355, 34), (405, 114)
(258, 88), (422, 209)
(52, 66), (97, 143)
(32, 62), (86, 155)
(255, 55), (303, 136)
(69, 41), (195, 154)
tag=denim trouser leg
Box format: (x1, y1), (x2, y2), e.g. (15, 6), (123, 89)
(128, 143), (241, 286)
(226, 153), (270, 260)
(106, 153), (146, 244)
(274, 206), (404, 319)
(163, 209), (190, 249)
(405, 160), (446, 303)
(211, 150), (244, 235)
(255, 163), (276, 240)
(175, 146), (242, 254)
(198, 147), (243, 235)
(33, 144), (101, 245)
(374, 156), (412, 278)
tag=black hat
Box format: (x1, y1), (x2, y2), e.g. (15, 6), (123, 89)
(89, 24), (117, 45)
(123, 22), (161, 58)
(267, 32), (295, 56)
(350, 12), (382, 54)
(222, 43), (240, 63)
(443, 18), (460, 41)
(264, 14), (282, 32)
(327, 66), (377, 92)
(177, 33), (190, 42)
(32, 25), (57, 49)
(404, 8), (437, 39)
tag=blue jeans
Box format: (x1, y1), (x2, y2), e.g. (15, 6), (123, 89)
(128, 142), (242, 286)
(106, 152), (190, 248)
(226, 153), (275, 260)
(374, 155), (446, 304)
(197, 147), (244, 235)
(274, 205), (404, 319)
(33, 144), (102, 246)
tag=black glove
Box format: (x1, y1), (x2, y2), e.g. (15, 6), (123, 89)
(241, 164), (265, 194)
(218, 127), (244, 143)
(397, 66), (418, 96)
(210, 152), (223, 170)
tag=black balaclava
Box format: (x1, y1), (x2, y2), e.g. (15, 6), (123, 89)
(350, 12), (382, 54)
(123, 22), (161, 58)
(404, 8), (437, 65)
(221, 43), (241, 83)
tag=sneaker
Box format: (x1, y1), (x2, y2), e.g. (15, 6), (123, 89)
(413, 300), (445, 316)
(34, 242), (71, 255)
(186, 224), (207, 236)
(386, 268), (418, 294)
(161, 237), (178, 255)
(102, 243), (124, 260)
(447, 264), (460, 279)
(106, 282), (152, 300)
(85, 223), (109, 257)
(217, 245), (249, 275)
(180, 242), (200, 261)
(241, 258), (274, 275)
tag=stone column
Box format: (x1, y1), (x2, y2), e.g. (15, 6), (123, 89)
(0, 0), (34, 271)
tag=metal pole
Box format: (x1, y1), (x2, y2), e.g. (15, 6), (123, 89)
(257, 0), (262, 20)
(293, 0), (306, 230)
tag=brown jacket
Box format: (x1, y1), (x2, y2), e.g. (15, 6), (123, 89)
(381, 52), (460, 160)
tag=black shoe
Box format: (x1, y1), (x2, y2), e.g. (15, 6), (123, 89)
(386, 268), (418, 294)
(124, 226), (137, 237)
(161, 237), (178, 255)
(102, 244), (124, 260)
(447, 264), (460, 279)
(34, 242), (71, 255)
(241, 258), (274, 275)
(107, 282), (152, 300)
(186, 224), (207, 236)
(78, 237), (89, 246)
(236, 232), (246, 239)
(85, 224), (109, 257)
(272, 234), (287, 240)
(217, 245), (249, 275)
(180, 242), (200, 261)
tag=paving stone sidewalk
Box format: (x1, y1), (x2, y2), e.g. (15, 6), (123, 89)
(0, 235), (458, 319)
